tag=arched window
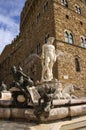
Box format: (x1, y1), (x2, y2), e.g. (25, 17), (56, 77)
(84, 38), (86, 47)
(64, 31), (69, 43)
(85, 38), (86, 43)
(64, 31), (74, 44)
(80, 37), (86, 48)
(75, 5), (81, 14)
(75, 58), (80, 72)
(69, 33), (73, 44)
(81, 37), (84, 43)
(61, 0), (68, 7)
(78, 8), (81, 14)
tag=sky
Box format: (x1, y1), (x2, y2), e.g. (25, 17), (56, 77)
(0, 0), (26, 54)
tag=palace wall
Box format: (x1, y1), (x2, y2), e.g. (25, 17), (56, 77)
(0, 0), (86, 96)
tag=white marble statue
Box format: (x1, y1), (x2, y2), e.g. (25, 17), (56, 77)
(54, 82), (63, 99)
(41, 37), (56, 82)
(62, 84), (77, 99)
(54, 83), (77, 99)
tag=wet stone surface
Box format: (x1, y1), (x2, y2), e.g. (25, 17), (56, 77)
(0, 120), (36, 130)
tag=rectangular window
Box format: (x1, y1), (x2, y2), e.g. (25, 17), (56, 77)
(36, 13), (40, 23)
(75, 58), (80, 72)
(31, 22), (34, 29)
(44, 1), (48, 12)
(36, 43), (41, 54)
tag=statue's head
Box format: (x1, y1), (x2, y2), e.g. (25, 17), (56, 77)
(47, 37), (55, 45)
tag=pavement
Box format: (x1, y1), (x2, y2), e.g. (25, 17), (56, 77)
(0, 116), (86, 130)
(0, 120), (35, 130)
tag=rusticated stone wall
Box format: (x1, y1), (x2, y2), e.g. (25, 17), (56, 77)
(53, 0), (86, 46)
(0, 0), (86, 97)
(52, 0), (86, 96)
(0, 0), (55, 84)
(55, 41), (86, 96)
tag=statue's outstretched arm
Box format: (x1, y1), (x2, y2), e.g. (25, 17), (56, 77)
(19, 71), (29, 79)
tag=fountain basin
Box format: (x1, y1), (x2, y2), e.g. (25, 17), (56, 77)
(0, 99), (86, 122)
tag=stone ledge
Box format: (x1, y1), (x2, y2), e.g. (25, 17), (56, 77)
(29, 116), (86, 130)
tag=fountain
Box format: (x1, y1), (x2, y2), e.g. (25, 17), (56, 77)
(0, 37), (86, 127)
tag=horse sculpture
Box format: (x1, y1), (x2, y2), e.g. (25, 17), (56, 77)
(54, 83), (77, 99)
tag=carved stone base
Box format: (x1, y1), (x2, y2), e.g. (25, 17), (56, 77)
(36, 79), (58, 88)
(0, 102), (86, 122)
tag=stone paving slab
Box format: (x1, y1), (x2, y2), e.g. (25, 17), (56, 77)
(0, 121), (35, 130)
(0, 116), (86, 130)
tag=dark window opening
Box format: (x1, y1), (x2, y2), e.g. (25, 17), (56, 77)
(44, 1), (48, 11)
(36, 13), (41, 23)
(66, 15), (69, 19)
(36, 43), (41, 54)
(80, 21), (83, 25)
(75, 58), (80, 72)
(32, 22), (34, 29)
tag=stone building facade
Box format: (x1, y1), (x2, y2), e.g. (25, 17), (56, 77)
(0, 0), (86, 95)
